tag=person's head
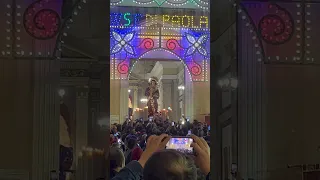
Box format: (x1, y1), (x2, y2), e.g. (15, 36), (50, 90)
(127, 137), (137, 150)
(143, 149), (197, 180)
(109, 147), (125, 171)
(151, 80), (156, 87)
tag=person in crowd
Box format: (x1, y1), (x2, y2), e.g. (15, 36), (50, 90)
(109, 147), (125, 178)
(111, 134), (210, 180)
(110, 134), (117, 145)
(125, 136), (143, 164)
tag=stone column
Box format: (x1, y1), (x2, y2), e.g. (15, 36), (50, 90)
(75, 87), (89, 163)
(133, 87), (138, 110)
(132, 86), (138, 119)
(238, 18), (265, 180)
(184, 78), (194, 121)
(32, 60), (60, 180)
(119, 81), (129, 124)
(110, 80), (121, 124)
(172, 79), (179, 121)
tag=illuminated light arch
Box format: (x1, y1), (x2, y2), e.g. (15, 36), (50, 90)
(128, 48), (195, 81)
(110, 0), (209, 10)
(238, 3), (266, 62)
(53, 0), (86, 59)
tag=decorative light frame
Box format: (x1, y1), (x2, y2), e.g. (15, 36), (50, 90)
(110, 24), (210, 82)
(110, 0), (209, 10)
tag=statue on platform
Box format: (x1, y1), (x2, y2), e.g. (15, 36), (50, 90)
(145, 77), (160, 117)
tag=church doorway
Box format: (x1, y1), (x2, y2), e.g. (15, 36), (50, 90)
(128, 58), (190, 123)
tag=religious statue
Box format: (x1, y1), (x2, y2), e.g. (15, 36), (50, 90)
(145, 77), (160, 117)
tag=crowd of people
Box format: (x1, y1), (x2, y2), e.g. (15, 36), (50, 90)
(109, 116), (211, 180)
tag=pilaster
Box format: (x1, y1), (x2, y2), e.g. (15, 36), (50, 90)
(119, 81), (129, 124)
(75, 86), (89, 162)
(32, 60), (60, 180)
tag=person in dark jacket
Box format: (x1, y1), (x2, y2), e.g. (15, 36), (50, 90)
(125, 136), (143, 164)
(111, 134), (211, 180)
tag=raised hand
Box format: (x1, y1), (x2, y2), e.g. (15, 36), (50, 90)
(138, 134), (171, 168)
(191, 134), (210, 175)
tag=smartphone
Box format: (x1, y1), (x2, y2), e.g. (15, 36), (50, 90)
(172, 122), (175, 126)
(187, 130), (191, 135)
(149, 116), (153, 122)
(208, 125), (210, 131)
(187, 118), (190, 122)
(166, 137), (193, 154)
(117, 138), (122, 144)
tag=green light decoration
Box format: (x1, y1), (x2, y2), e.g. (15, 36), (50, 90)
(154, 0), (166, 6)
(124, 13), (131, 26)
(111, 0), (209, 10)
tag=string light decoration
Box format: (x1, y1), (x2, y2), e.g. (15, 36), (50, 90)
(110, 9), (210, 81)
(15, 3), (24, 56)
(111, 25), (210, 81)
(185, 33), (208, 57)
(127, 48), (194, 81)
(3, 2), (12, 56)
(110, 0), (209, 10)
(23, 0), (61, 40)
(238, 4), (265, 62)
(53, 0), (86, 59)
(258, 4), (294, 45)
(110, 13), (209, 29)
(190, 61), (202, 76)
(111, 31), (135, 55)
(304, 3), (314, 63)
(166, 39), (183, 50)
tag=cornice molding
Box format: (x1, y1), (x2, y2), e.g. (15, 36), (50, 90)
(0, 169), (29, 180)
(60, 77), (90, 86)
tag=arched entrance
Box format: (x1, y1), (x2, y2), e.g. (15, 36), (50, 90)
(126, 48), (194, 122)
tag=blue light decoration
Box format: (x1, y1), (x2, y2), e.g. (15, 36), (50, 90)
(110, 13), (210, 82)
(111, 31), (135, 55)
(110, 12), (143, 27)
(185, 33), (208, 57)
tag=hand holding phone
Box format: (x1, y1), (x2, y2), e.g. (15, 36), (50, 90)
(166, 136), (193, 154)
(190, 135), (210, 175)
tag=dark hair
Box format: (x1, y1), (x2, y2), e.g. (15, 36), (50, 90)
(127, 138), (137, 149)
(143, 150), (197, 180)
(109, 147), (125, 170)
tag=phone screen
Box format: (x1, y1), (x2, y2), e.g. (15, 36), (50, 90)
(208, 125), (210, 131)
(187, 130), (191, 135)
(166, 137), (193, 153)
(172, 122), (174, 126)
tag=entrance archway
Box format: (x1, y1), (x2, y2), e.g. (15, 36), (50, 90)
(128, 48), (193, 81)
(126, 48), (194, 122)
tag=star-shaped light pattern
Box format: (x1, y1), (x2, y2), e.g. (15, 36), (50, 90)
(185, 33), (208, 57)
(111, 31), (135, 55)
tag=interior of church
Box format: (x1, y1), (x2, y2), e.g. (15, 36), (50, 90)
(1, 0), (320, 180)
